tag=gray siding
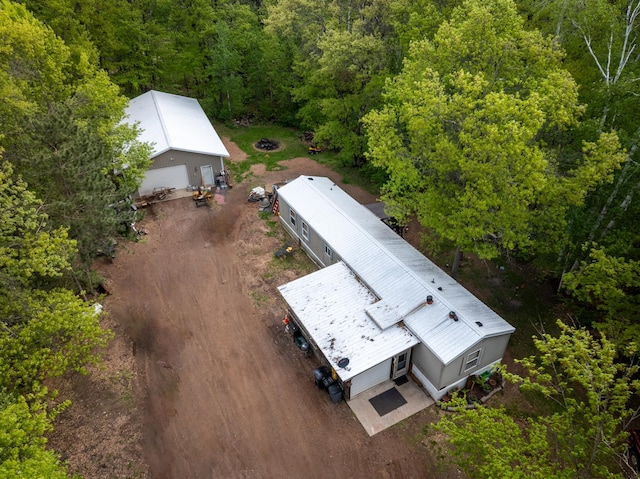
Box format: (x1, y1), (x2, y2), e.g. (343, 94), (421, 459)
(151, 150), (225, 187)
(412, 334), (510, 392)
(278, 199), (342, 267)
(411, 343), (444, 389)
(440, 335), (511, 389)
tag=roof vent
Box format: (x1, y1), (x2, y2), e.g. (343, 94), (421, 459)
(307, 177), (314, 180)
(449, 311), (458, 321)
(426, 295), (433, 305)
(476, 321), (483, 327)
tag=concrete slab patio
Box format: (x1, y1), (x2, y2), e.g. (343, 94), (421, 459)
(347, 377), (435, 436)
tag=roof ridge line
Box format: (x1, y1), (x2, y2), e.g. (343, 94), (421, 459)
(302, 176), (454, 315)
(150, 90), (172, 150)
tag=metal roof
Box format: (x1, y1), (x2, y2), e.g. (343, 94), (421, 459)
(277, 176), (515, 365)
(124, 91), (230, 158)
(277, 262), (419, 381)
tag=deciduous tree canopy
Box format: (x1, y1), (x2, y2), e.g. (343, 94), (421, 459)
(436, 321), (640, 478)
(364, 0), (625, 266)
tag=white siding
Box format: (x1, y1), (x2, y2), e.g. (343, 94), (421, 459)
(350, 359), (392, 398)
(138, 164), (189, 196)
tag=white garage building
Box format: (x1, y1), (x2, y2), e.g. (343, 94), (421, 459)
(124, 90), (229, 196)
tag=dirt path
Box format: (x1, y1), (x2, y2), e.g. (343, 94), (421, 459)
(49, 142), (455, 478)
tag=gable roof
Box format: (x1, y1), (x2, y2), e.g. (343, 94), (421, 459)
(124, 90), (229, 158)
(276, 176), (515, 366)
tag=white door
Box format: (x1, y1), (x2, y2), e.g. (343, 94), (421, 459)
(349, 358), (392, 398)
(392, 349), (411, 379)
(200, 165), (214, 187)
(139, 164), (189, 196)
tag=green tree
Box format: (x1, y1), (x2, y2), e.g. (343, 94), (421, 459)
(252, 33), (297, 123)
(0, 161), (111, 390)
(562, 247), (640, 350)
(0, 0), (73, 142)
(265, 0), (409, 164)
(363, 0), (625, 273)
(434, 406), (568, 478)
(205, 19), (245, 120)
(296, 29), (390, 164)
(0, 161), (75, 309)
(13, 103), (122, 268)
(0, 160), (109, 477)
(435, 321), (639, 478)
(0, 391), (74, 479)
(515, 321), (639, 476)
(520, 0), (640, 270)
(1, 1), (152, 271)
(17, 0), (173, 95)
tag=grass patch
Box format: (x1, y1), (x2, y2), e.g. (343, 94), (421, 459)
(258, 211), (280, 237)
(216, 123), (310, 173)
(263, 249), (317, 282)
(216, 122), (382, 194)
(250, 290), (270, 307)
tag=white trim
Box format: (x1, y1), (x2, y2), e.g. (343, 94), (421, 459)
(392, 349), (411, 379)
(412, 365), (468, 401)
(462, 348), (483, 374)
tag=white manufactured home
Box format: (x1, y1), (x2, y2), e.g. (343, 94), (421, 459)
(276, 176), (515, 401)
(124, 90), (230, 195)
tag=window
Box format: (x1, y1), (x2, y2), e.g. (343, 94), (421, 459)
(301, 221), (309, 241)
(289, 210), (297, 227)
(463, 349), (482, 372)
(323, 243), (333, 259)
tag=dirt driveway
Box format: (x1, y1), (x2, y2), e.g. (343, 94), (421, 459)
(49, 144), (458, 478)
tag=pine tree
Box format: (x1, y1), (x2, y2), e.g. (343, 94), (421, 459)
(14, 102), (122, 268)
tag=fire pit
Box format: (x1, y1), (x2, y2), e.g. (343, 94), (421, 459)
(255, 138), (280, 151)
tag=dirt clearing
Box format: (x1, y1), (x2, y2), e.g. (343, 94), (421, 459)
(49, 141), (458, 478)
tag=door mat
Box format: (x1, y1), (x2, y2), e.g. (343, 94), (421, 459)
(394, 375), (409, 386)
(369, 387), (407, 417)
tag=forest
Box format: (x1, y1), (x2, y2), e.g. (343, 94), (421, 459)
(1, 0), (639, 476)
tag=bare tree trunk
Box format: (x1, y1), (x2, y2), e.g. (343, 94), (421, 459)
(451, 246), (462, 278)
(269, 77), (273, 109)
(584, 131), (640, 242)
(602, 178), (640, 239)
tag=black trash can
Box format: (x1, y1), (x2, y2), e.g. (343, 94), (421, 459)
(322, 375), (335, 389)
(327, 383), (343, 403)
(313, 366), (330, 389)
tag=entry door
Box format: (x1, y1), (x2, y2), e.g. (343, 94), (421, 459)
(392, 349), (411, 379)
(200, 165), (215, 187)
